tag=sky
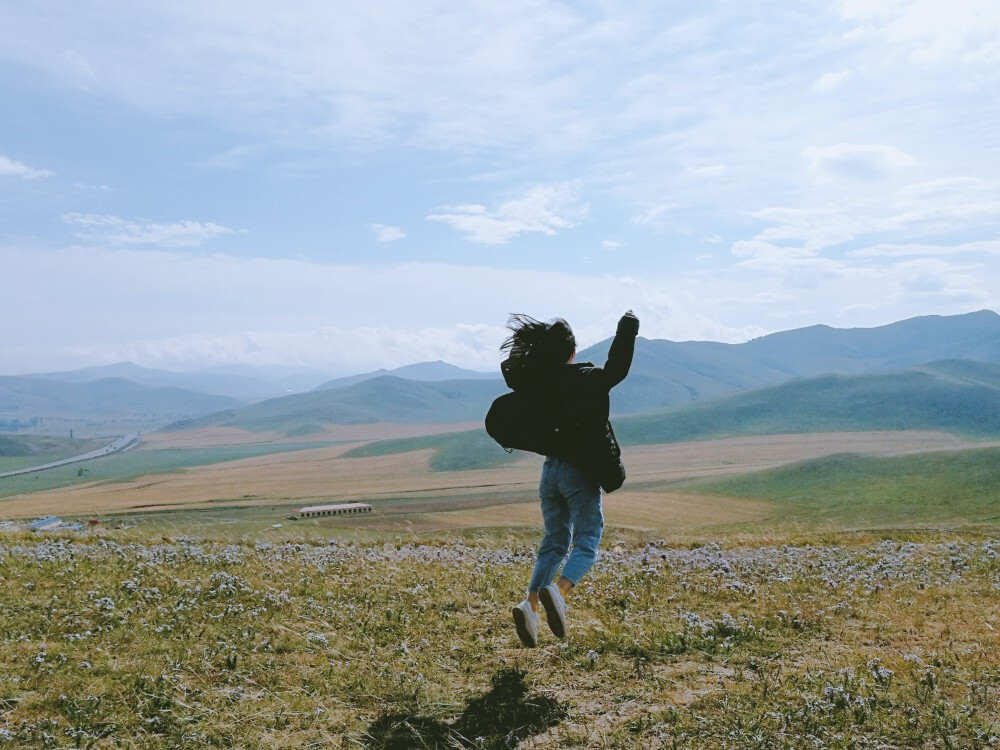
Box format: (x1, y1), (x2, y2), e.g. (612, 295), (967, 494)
(2, 0), (1000, 376)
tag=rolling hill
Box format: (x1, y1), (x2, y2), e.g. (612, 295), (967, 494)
(686, 445), (1000, 526)
(615, 359), (1000, 444)
(313, 360), (499, 391)
(165, 376), (508, 432)
(580, 309), (1000, 412)
(7, 311), (1000, 437)
(26, 361), (291, 401)
(339, 360), (1000, 471)
(0, 377), (243, 434)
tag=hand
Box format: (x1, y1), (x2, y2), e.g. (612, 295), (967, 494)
(617, 310), (639, 336)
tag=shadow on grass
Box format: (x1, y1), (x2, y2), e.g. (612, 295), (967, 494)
(362, 668), (568, 749)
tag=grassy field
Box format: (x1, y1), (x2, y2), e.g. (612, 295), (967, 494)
(4, 422), (1000, 747)
(342, 429), (520, 471)
(0, 430), (978, 534)
(686, 446), (1000, 528)
(0, 529), (997, 748)
(0, 441), (345, 499)
(0, 435), (109, 473)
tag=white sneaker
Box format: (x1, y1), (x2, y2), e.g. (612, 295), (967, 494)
(539, 584), (567, 638)
(512, 600), (538, 648)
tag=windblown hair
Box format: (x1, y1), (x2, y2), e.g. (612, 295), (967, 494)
(501, 314), (576, 371)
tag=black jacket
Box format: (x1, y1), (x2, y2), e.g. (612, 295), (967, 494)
(501, 314), (639, 462)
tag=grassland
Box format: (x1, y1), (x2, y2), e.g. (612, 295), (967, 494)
(685, 446), (1000, 528)
(0, 435), (109, 473)
(0, 529), (997, 748)
(342, 429), (519, 471)
(615, 366), (1000, 445)
(0, 441), (345, 499)
(0, 430), (978, 534)
(3, 417), (1000, 747)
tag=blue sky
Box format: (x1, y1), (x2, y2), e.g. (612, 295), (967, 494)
(3, 0), (999, 375)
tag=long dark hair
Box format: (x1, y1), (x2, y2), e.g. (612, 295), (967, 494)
(501, 314), (576, 371)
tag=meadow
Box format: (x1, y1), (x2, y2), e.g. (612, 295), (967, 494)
(2, 421), (1000, 747)
(0, 529), (997, 748)
(0, 435), (109, 474)
(0, 428), (982, 535)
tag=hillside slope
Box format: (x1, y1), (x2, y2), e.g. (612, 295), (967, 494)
(0, 377), (243, 422)
(314, 360), (499, 391)
(342, 360), (1000, 471)
(687, 445), (1000, 526)
(581, 309), (1000, 413)
(615, 359), (1000, 444)
(166, 376), (507, 431)
(27, 361), (285, 401)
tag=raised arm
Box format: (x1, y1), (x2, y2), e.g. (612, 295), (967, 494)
(602, 311), (640, 389)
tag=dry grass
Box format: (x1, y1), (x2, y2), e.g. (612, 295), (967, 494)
(1, 531), (997, 748)
(0, 430), (984, 535)
(143, 422), (483, 449)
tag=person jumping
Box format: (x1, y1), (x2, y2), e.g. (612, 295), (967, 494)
(501, 311), (639, 647)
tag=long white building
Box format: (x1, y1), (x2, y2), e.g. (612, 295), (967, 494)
(298, 503), (372, 519)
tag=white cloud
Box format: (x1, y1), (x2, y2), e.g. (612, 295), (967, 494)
(630, 203), (677, 226)
(427, 182), (587, 244)
(848, 238), (1000, 258)
(718, 292), (795, 306)
(813, 70), (850, 92)
(0, 154), (55, 179)
(69, 324), (508, 375)
(731, 176), (1000, 270)
(686, 164), (727, 177)
(62, 213), (236, 247)
(602, 240), (623, 249)
(839, 0), (1000, 62)
(0, 243), (793, 372)
(803, 143), (916, 181)
(370, 223), (406, 242)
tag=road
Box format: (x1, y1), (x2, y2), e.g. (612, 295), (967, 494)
(0, 434), (141, 479)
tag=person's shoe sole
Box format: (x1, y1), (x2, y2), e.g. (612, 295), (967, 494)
(539, 586), (566, 638)
(512, 605), (537, 648)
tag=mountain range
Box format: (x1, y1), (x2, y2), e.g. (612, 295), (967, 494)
(312, 361), (499, 391)
(336, 358), (1000, 471)
(579, 309), (1000, 412)
(3, 310), (1000, 436)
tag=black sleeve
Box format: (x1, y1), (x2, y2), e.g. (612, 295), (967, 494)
(602, 327), (636, 389)
(588, 312), (639, 391)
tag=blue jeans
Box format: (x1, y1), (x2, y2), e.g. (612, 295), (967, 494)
(527, 456), (604, 592)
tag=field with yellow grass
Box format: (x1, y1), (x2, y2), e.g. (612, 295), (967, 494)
(3, 425), (1000, 747)
(0, 425), (989, 538)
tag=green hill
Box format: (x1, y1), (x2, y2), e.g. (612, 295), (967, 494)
(340, 360), (1000, 471)
(615, 360), (1000, 445)
(166, 376), (507, 432)
(579, 309), (1000, 413)
(686, 446), (1000, 527)
(342, 429), (520, 471)
(0, 434), (110, 473)
(0, 377), (243, 435)
(167, 313), (1000, 434)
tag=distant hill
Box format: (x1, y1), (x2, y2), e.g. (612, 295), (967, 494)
(9, 311), (1000, 436)
(165, 376), (507, 432)
(340, 360), (1000, 470)
(28, 361), (290, 402)
(314, 361), (499, 391)
(615, 359), (1000, 444)
(0, 377), (243, 435)
(687, 445), (1000, 527)
(581, 309), (1000, 413)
